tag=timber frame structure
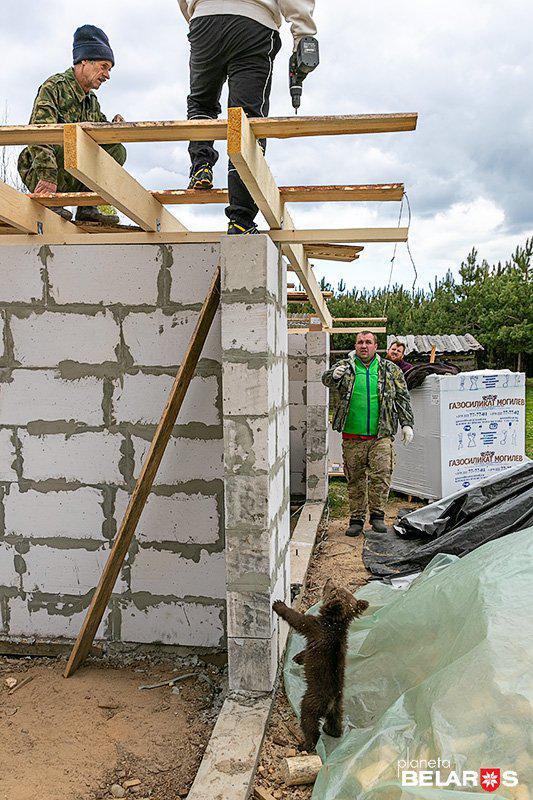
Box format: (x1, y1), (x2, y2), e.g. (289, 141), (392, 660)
(0, 108), (417, 328)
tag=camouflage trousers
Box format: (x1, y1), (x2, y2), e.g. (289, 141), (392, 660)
(342, 436), (395, 519)
(18, 143), (127, 193)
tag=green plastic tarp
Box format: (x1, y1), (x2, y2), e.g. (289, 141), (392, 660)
(284, 529), (533, 799)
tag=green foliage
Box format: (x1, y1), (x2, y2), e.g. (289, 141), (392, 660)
(289, 239), (533, 368)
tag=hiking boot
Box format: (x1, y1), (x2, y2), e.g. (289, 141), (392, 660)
(345, 517), (364, 537)
(227, 221), (259, 235)
(50, 207), (73, 221)
(370, 512), (388, 533)
(76, 206), (119, 225)
(188, 164), (213, 190)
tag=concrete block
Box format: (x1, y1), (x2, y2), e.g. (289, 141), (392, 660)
(221, 234), (276, 295)
(0, 371), (103, 426)
(290, 471), (306, 497)
(223, 416), (271, 475)
(130, 548), (225, 599)
(307, 331), (329, 358)
(289, 379), (306, 405)
(0, 542), (19, 587)
(222, 361), (269, 416)
(7, 595), (109, 639)
(227, 634), (278, 693)
(221, 303), (269, 354)
(5, 486), (104, 540)
(268, 462), (285, 525)
(0, 429), (17, 481)
(19, 431), (123, 484)
(11, 311), (119, 367)
(0, 247), (43, 302)
(22, 545), (126, 595)
(168, 244), (220, 305)
(123, 308), (221, 366)
(132, 435), (223, 484)
(288, 356), (306, 381)
(113, 373), (220, 427)
(306, 418), (328, 458)
(227, 590), (272, 638)
(288, 335), (306, 356)
(114, 489), (220, 544)
(307, 379), (327, 406)
(121, 600), (224, 647)
(307, 403), (328, 433)
(267, 360), (283, 407)
(307, 358), (326, 384)
(224, 475), (268, 528)
(47, 245), (159, 305)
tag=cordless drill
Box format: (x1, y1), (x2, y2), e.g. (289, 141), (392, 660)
(289, 36), (319, 114)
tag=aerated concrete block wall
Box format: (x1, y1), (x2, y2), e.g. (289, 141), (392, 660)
(288, 331), (330, 502)
(0, 243), (226, 649)
(221, 236), (291, 693)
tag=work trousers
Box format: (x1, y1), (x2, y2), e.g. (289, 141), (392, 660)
(18, 144), (127, 193)
(342, 437), (395, 520)
(186, 14), (282, 228)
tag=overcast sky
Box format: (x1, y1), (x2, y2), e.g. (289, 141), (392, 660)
(1, 0), (532, 292)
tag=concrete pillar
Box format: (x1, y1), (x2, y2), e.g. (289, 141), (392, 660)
(220, 235), (290, 693)
(305, 331), (330, 501)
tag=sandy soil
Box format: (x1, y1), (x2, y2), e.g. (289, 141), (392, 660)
(252, 494), (422, 800)
(0, 653), (226, 800)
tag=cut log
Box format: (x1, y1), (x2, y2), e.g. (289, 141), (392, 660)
(281, 755), (322, 786)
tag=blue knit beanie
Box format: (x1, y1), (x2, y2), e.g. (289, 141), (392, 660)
(73, 25), (114, 66)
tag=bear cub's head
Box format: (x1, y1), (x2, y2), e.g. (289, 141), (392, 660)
(321, 578), (369, 621)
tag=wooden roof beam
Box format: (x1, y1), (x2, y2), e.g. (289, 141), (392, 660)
(63, 124), (186, 232)
(0, 178), (77, 235)
(0, 113), (418, 146)
(227, 106), (332, 328)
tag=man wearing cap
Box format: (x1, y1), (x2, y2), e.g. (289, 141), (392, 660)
(18, 25), (126, 225)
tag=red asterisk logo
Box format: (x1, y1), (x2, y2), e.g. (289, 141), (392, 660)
(480, 769), (501, 792)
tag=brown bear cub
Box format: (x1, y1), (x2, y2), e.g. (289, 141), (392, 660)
(273, 579), (369, 752)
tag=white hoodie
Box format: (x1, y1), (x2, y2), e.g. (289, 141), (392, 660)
(178, 0), (316, 45)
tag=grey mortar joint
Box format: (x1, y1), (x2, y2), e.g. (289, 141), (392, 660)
(118, 434), (135, 487)
(156, 244), (174, 307)
(10, 429), (24, 483)
(101, 485), (117, 542)
(0, 309), (15, 368)
(0, 486), (5, 537)
(102, 377), (116, 428)
(38, 245), (55, 306)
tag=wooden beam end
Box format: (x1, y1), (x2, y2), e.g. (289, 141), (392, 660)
(63, 124), (79, 171)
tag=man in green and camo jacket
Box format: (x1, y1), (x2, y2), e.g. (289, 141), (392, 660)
(322, 330), (415, 537)
(18, 25), (126, 225)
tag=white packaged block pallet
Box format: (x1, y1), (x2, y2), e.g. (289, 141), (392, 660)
(392, 369), (527, 499)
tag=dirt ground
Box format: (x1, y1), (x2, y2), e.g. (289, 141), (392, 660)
(0, 651), (226, 800)
(252, 492), (422, 800)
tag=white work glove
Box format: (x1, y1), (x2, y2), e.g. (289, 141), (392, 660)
(401, 426), (414, 446)
(333, 364), (348, 380)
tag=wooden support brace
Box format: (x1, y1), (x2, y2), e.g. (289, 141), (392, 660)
(63, 265), (221, 678)
(63, 124), (186, 232)
(0, 178), (77, 235)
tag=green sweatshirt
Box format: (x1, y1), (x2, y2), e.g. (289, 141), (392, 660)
(343, 356), (379, 436)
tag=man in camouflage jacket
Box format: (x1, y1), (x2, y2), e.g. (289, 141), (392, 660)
(322, 331), (414, 537)
(18, 25), (126, 224)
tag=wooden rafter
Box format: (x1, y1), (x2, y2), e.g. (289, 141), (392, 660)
(227, 106), (333, 328)
(30, 183), (404, 208)
(0, 113), (418, 146)
(0, 178), (77, 235)
(305, 244), (363, 262)
(63, 125), (186, 232)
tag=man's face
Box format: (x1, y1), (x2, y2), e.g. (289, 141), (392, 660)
(79, 60), (113, 90)
(355, 333), (377, 362)
(387, 343), (405, 362)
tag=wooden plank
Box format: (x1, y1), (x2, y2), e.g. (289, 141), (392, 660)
(227, 107), (284, 228)
(63, 265), (221, 678)
(0, 179), (77, 235)
(333, 317), (387, 322)
(325, 327), (386, 334)
(305, 244), (363, 262)
(275, 228), (408, 244)
(0, 113), (418, 146)
(0, 228), (407, 247)
(30, 183), (404, 208)
(63, 124), (186, 232)
(288, 291), (333, 302)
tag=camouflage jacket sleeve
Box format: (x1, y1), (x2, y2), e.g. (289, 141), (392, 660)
(322, 358), (350, 388)
(26, 81), (62, 182)
(393, 367), (415, 429)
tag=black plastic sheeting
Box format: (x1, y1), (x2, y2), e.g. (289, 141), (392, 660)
(404, 360), (459, 389)
(363, 462), (533, 578)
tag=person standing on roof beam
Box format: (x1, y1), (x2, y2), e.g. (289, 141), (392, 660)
(18, 25), (126, 225)
(178, 0), (317, 235)
(322, 331), (415, 538)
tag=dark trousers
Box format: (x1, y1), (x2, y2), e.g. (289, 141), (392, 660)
(187, 14), (281, 228)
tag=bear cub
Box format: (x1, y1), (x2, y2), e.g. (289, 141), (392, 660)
(273, 579), (368, 752)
